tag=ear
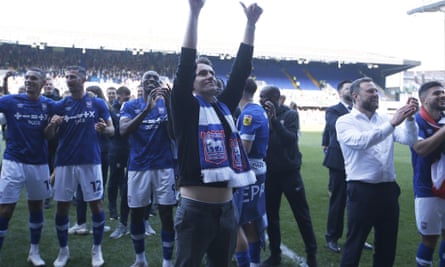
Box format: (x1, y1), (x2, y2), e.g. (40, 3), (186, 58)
(351, 91), (359, 101)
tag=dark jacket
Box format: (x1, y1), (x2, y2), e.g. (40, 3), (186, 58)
(171, 44), (253, 187)
(322, 102), (349, 170)
(109, 101), (129, 159)
(266, 105), (302, 173)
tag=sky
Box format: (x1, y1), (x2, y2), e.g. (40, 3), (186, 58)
(1, 0), (444, 71)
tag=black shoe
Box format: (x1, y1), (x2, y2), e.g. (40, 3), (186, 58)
(325, 241), (341, 253)
(260, 255), (281, 267)
(109, 212), (119, 221)
(363, 242), (373, 250)
(306, 254), (318, 267)
(44, 198), (51, 209)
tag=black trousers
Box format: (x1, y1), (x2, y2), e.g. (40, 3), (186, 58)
(340, 181), (400, 267)
(265, 169), (317, 257)
(325, 168), (347, 242)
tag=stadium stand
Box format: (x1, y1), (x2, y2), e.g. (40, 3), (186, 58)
(0, 41), (429, 107)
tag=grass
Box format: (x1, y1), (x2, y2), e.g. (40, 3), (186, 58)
(1, 131), (420, 266)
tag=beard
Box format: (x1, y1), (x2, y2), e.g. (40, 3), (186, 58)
(343, 94), (353, 103)
(431, 101), (445, 111)
(361, 98), (379, 113)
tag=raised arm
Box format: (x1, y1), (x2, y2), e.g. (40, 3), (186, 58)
(2, 71), (13, 95)
(182, 0), (205, 49)
(240, 2), (263, 46)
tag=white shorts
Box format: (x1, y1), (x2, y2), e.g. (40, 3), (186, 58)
(53, 164), (103, 202)
(415, 197), (445, 235)
(0, 159), (51, 203)
(127, 168), (176, 208)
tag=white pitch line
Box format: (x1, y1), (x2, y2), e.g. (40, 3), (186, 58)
(281, 242), (308, 267)
(265, 234), (308, 266)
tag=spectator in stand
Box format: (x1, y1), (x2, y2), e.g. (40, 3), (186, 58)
(47, 66), (114, 267)
(120, 70), (176, 267)
(0, 68), (54, 266)
(170, 0), (262, 266)
(108, 86), (131, 238)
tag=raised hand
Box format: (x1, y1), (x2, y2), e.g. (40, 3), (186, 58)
(240, 2), (263, 26)
(189, 0), (205, 14)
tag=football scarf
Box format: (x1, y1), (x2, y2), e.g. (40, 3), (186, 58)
(196, 95), (256, 187)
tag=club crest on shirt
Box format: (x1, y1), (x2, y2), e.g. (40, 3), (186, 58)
(201, 130), (227, 164)
(86, 100), (93, 109)
(243, 115), (252, 126)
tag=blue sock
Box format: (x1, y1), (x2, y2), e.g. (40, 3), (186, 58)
(55, 213), (69, 247)
(439, 240), (445, 267)
(29, 210), (43, 245)
(0, 216), (10, 251)
(235, 250), (250, 267)
(130, 221), (145, 254)
(417, 242), (434, 267)
(249, 241), (261, 264)
(92, 211), (105, 245)
(161, 230), (175, 260)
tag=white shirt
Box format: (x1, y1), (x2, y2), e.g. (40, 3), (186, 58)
(336, 108), (418, 183)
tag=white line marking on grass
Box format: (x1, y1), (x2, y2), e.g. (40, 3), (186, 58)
(265, 234), (308, 266)
(281, 243), (307, 267)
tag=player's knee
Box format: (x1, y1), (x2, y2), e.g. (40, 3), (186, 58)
(158, 205), (174, 231)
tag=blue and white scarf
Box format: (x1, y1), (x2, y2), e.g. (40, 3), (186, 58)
(196, 96), (256, 188)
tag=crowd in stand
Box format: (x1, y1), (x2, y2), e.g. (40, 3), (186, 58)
(0, 42), (177, 85)
(1, 1), (444, 266)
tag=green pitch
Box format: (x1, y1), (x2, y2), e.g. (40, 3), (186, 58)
(1, 131), (419, 266)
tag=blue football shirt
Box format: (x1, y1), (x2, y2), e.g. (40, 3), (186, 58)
(0, 94), (54, 164)
(120, 98), (174, 171)
(53, 94), (111, 166)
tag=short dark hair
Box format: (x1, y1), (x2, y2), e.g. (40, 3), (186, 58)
(66, 66), (86, 77)
(337, 80), (352, 91)
(196, 56), (212, 66)
(262, 85), (281, 103)
(27, 67), (46, 80)
(350, 77), (373, 95)
(86, 85), (105, 99)
(243, 78), (257, 96)
(418, 81), (444, 98)
(116, 86), (131, 96)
